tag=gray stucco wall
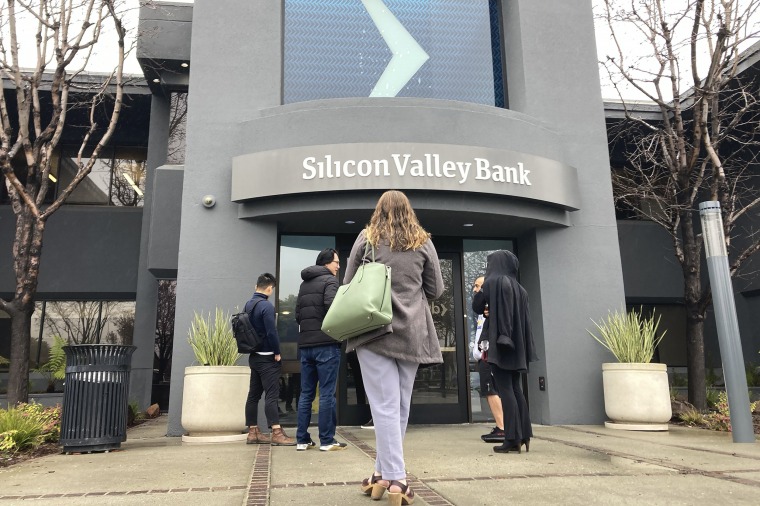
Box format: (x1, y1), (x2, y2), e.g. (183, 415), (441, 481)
(500, 0), (626, 424)
(166, 0), (282, 435)
(0, 207), (141, 299)
(164, 0), (626, 433)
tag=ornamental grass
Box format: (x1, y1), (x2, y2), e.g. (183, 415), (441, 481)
(0, 403), (61, 455)
(588, 308), (666, 363)
(188, 308), (241, 366)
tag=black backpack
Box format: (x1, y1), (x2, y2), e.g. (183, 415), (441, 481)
(231, 299), (264, 354)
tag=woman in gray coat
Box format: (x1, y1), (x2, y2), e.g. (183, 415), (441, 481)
(347, 190), (443, 506)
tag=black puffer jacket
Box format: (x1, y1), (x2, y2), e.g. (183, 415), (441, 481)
(295, 265), (339, 347)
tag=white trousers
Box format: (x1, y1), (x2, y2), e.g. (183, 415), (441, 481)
(356, 347), (419, 481)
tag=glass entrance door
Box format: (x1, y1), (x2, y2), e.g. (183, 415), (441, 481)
(408, 251), (468, 424)
(337, 244), (469, 425)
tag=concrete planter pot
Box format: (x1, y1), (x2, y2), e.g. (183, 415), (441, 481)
(602, 362), (672, 431)
(181, 365), (250, 443)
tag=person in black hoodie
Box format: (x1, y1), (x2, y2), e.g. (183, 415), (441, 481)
(294, 248), (347, 451)
(473, 250), (538, 454)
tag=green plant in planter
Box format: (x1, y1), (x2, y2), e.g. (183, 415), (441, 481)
(588, 308), (666, 363)
(188, 308), (241, 366)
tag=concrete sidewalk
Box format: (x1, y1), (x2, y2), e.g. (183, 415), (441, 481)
(1, 416), (759, 505)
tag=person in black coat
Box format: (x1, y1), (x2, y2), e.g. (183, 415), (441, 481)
(294, 248), (347, 451)
(473, 250), (538, 454)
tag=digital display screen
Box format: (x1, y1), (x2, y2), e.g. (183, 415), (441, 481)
(284, 0), (505, 107)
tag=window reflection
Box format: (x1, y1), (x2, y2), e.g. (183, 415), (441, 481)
(167, 93), (188, 165)
(57, 147), (147, 206)
(412, 258), (458, 404)
(463, 239), (514, 422)
(277, 235), (337, 360)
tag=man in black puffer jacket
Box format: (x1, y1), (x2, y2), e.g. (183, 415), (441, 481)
(294, 248), (347, 451)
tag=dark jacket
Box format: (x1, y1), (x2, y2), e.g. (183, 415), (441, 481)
(344, 230), (444, 364)
(247, 292), (281, 355)
(472, 250), (538, 372)
(295, 265), (339, 347)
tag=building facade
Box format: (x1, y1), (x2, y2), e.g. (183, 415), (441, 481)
(2, 1), (757, 436)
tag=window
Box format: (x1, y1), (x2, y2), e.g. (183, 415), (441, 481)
(284, 0), (505, 107)
(0, 301), (135, 394)
(277, 235), (337, 360)
(167, 93), (188, 165)
(56, 147), (147, 206)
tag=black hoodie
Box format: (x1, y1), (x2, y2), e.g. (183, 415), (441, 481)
(472, 250), (538, 372)
(295, 265), (339, 347)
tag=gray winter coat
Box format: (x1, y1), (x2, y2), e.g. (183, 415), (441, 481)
(344, 230), (444, 365)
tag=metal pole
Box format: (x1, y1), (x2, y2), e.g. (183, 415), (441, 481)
(698, 201), (754, 443)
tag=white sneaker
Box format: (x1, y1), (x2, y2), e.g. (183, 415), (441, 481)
(319, 441), (348, 451)
(296, 440), (316, 451)
(360, 418), (374, 430)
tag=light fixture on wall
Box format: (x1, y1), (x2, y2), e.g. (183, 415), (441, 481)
(201, 195), (216, 208)
(181, 62), (189, 68)
(463, 223), (474, 227)
(345, 220), (355, 224)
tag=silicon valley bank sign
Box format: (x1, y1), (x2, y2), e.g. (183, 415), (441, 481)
(231, 142), (581, 210)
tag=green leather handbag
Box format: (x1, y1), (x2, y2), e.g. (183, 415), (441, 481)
(321, 243), (393, 341)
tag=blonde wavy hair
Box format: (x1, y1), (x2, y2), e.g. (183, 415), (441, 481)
(365, 190), (431, 251)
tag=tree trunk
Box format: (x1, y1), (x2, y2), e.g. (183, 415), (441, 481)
(685, 315), (706, 411)
(6, 305), (33, 406)
(5, 212), (45, 406)
(680, 214), (707, 411)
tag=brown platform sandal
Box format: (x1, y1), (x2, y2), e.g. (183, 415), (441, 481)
(387, 480), (414, 506)
(360, 473), (388, 500)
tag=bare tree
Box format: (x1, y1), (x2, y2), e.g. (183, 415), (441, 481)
(600, 0), (760, 409)
(155, 279), (175, 383)
(0, 0), (128, 406)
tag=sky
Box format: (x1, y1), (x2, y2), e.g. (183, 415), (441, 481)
(4, 0), (757, 102)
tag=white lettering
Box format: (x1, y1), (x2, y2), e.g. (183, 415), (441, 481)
(357, 159), (372, 177)
(442, 161), (456, 178)
(392, 154), (410, 176)
(303, 157), (316, 180)
(410, 159), (425, 177)
(456, 162), (471, 184)
(375, 159), (390, 177)
(492, 164), (506, 183)
(344, 160), (356, 177)
(475, 158), (490, 180)
(519, 162), (531, 185)
(505, 165), (518, 183)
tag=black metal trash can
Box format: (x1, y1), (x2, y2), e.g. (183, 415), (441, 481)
(60, 345), (136, 453)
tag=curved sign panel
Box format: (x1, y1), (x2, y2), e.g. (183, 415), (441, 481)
(231, 142), (581, 210)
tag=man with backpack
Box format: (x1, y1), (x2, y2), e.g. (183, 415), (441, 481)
(244, 273), (296, 446)
(294, 248), (347, 451)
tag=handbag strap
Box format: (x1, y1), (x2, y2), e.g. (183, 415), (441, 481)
(362, 241), (376, 263)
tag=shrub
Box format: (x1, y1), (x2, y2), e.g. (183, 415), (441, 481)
(188, 308), (240, 366)
(0, 403), (61, 455)
(678, 408), (705, 427)
(588, 308), (666, 363)
(745, 362), (760, 388)
(704, 391), (758, 432)
(706, 388), (721, 409)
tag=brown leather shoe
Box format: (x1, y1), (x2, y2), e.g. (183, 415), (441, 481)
(246, 426), (263, 445)
(270, 427), (296, 446)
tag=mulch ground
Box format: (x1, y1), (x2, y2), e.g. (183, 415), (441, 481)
(0, 442), (61, 468)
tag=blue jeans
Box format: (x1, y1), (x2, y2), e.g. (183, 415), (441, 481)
(296, 343), (341, 445)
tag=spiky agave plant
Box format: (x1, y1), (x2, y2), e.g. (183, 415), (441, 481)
(588, 308), (666, 363)
(188, 308), (241, 366)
